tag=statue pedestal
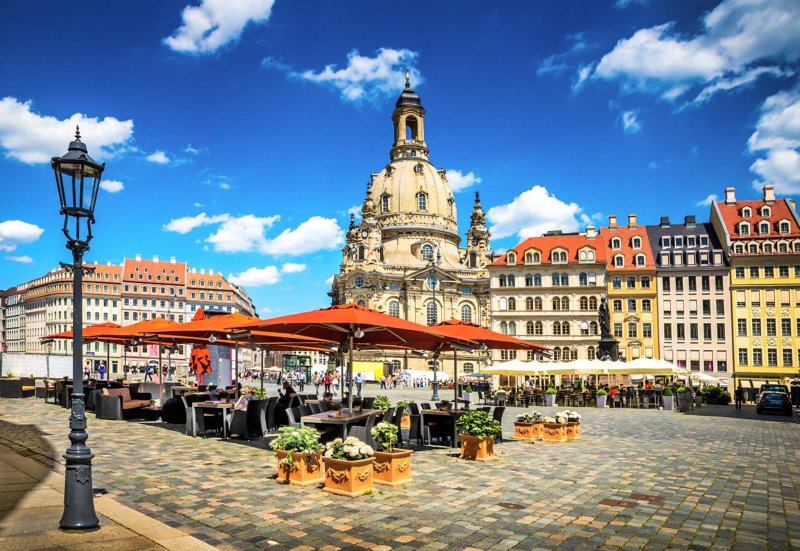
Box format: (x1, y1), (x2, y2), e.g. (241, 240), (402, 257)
(598, 335), (618, 361)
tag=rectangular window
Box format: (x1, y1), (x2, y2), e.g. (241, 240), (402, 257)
(612, 277), (622, 289)
(674, 277), (683, 292)
(765, 290), (775, 307)
(703, 323), (712, 340)
(662, 276), (670, 291)
(736, 290), (746, 307)
(715, 299), (724, 316)
(766, 318), (776, 336)
(781, 318), (791, 336)
(752, 349), (762, 366)
(690, 323), (698, 340)
(764, 266), (774, 278)
(677, 324), (685, 340)
(767, 348), (778, 367)
(664, 300), (672, 316)
(751, 290), (761, 306)
(687, 237), (696, 247)
(717, 323), (725, 341)
(783, 349), (793, 367)
(752, 319), (761, 336)
(642, 323), (652, 338)
(663, 323), (672, 340)
(627, 299), (636, 312)
(689, 300), (697, 316)
(641, 276), (651, 289)
(676, 300), (685, 316)
(688, 277), (697, 292)
(749, 266), (759, 278)
(738, 318), (747, 336)
(702, 300), (711, 316)
(779, 266), (789, 278)
(661, 236), (671, 247)
(626, 276), (636, 289)
(675, 237), (683, 247)
(700, 236), (709, 247)
(735, 267), (745, 278)
(628, 323), (638, 338)
(738, 348), (748, 365)
(701, 276), (710, 291)
(613, 323), (623, 338)
(715, 275), (724, 291)
(780, 290), (790, 306)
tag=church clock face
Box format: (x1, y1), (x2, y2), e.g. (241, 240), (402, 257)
(362, 229), (369, 239)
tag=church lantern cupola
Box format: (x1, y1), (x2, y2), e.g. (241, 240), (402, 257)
(390, 70), (429, 161)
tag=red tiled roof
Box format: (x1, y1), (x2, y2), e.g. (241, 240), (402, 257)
(123, 258), (186, 284)
(490, 234), (605, 266)
(598, 225), (654, 271)
(714, 198), (800, 240)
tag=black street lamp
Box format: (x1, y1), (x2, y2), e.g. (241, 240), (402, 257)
(52, 126), (104, 530)
(427, 251), (441, 401)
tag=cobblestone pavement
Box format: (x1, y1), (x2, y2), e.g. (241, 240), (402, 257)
(0, 391), (798, 551)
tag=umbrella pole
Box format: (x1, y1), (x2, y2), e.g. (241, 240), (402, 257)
(106, 345), (110, 381)
(235, 339), (240, 401)
(453, 350), (458, 412)
(158, 345), (163, 406)
(260, 348), (265, 396)
(348, 334), (354, 412)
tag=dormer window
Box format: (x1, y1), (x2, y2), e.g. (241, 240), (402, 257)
(614, 254), (624, 267)
(635, 253), (646, 266)
(674, 237), (683, 247)
(507, 252), (517, 265)
(761, 206), (770, 217)
(759, 222), (770, 235)
(611, 237), (621, 250)
(417, 192), (427, 211)
(524, 250), (540, 264)
(631, 237), (642, 249)
(687, 237), (696, 247)
(734, 244), (744, 254)
(661, 237), (670, 248)
(552, 250), (567, 263)
(763, 243), (773, 254)
(700, 236), (709, 247)
(779, 221), (790, 233)
(742, 207), (752, 218)
(739, 222), (750, 236)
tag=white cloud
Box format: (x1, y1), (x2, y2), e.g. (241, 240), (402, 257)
(446, 169), (482, 192)
(748, 88), (800, 194)
(294, 48), (423, 103)
(325, 275), (335, 285)
(281, 262), (306, 274)
(696, 194), (719, 206)
(259, 216), (345, 256)
(614, 0), (648, 8)
(205, 214), (282, 252)
(193, 201), (203, 207)
(571, 64), (594, 92)
(100, 179), (124, 193)
(344, 205), (363, 221)
(163, 212), (231, 234)
(228, 266), (281, 287)
(5, 255), (33, 263)
(219, 182), (231, 190)
(0, 97), (133, 164)
(164, 0), (275, 54)
(487, 186), (593, 240)
(184, 144), (205, 155)
(620, 110), (642, 134)
(146, 150), (170, 164)
(0, 220), (44, 252)
(260, 306), (276, 315)
(586, 0), (800, 103)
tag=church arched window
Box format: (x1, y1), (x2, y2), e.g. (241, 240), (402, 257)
(508, 298), (516, 311)
(469, 252), (477, 268)
(388, 300), (400, 318)
(421, 243), (434, 262)
(508, 321), (517, 335)
(426, 301), (438, 325)
(460, 304), (473, 323)
(525, 297), (534, 311)
(417, 192), (427, 211)
(381, 195), (389, 212)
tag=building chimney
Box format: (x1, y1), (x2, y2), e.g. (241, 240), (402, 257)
(200, 268), (206, 275)
(724, 187), (736, 205)
(789, 199), (797, 212)
(660, 216), (670, 228)
(153, 255), (159, 262)
(608, 215), (618, 229)
(684, 215), (696, 227)
(585, 225), (596, 239)
(170, 256), (176, 264)
(209, 269), (214, 275)
(135, 254), (142, 262)
(763, 184), (775, 204)
(628, 214), (637, 228)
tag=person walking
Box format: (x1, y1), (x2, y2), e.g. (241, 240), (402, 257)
(98, 362), (106, 381)
(313, 373), (321, 396)
(354, 373), (363, 397)
(297, 370), (305, 392)
(332, 373), (339, 396)
(144, 364), (153, 382)
(735, 383), (745, 411)
(324, 372), (332, 394)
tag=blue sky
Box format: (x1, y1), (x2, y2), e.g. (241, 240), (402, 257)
(1, 0), (798, 315)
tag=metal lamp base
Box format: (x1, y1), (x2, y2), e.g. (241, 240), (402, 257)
(59, 395), (99, 530)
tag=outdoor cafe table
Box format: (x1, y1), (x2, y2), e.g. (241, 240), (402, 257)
(300, 409), (376, 439)
(191, 401), (233, 439)
(421, 409), (468, 448)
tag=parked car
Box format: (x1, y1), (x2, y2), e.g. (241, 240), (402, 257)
(759, 384), (789, 395)
(756, 392), (793, 416)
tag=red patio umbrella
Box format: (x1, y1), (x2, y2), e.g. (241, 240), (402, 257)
(431, 320), (549, 409)
(231, 303), (478, 410)
(188, 309), (211, 385)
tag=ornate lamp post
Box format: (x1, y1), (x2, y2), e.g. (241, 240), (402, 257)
(427, 251), (441, 401)
(52, 127), (104, 530)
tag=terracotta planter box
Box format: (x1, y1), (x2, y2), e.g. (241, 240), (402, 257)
(401, 411), (411, 429)
(542, 422), (567, 442)
(322, 457), (375, 497)
(372, 449), (413, 486)
(513, 422), (537, 441)
(565, 422), (581, 440)
(531, 421), (544, 439)
(459, 434), (495, 461)
(275, 451), (324, 486)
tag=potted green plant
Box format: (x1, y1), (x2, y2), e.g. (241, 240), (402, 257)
(545, 386), (558, 407)
(371, 422), (413, 486)
(270, 426), (325, 486)
(463, 383), (474, 405)
(322, 436), (375, 497)
(595, 388), (608, 409)
(396, 399), (415, 428)
(676, 386), (691, 412)
(456, 410), (502, 461)
(373, 395), (392, 411)
(662, 386), (674, 411)
(513, 411), (542, 441)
